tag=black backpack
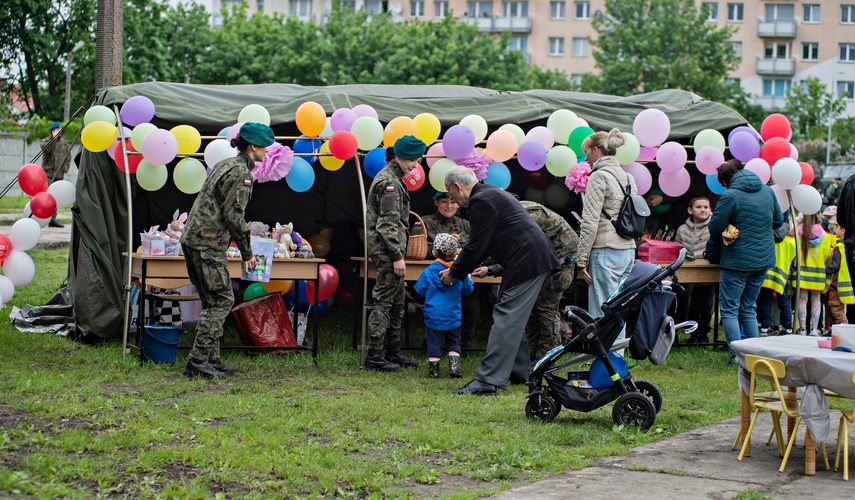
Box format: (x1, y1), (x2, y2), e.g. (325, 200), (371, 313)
(600, 169), (650, 240)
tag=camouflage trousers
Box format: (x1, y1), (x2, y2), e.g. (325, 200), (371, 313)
(184, 246), (234, 362)
(367, 257), (405, 355)
(526, 264), (574, 361)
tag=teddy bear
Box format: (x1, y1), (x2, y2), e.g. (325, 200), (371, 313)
(273, 222), (298, 258)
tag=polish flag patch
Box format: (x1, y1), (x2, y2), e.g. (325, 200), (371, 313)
(244, 179), (252, 186)
(386, 186), (394, 192)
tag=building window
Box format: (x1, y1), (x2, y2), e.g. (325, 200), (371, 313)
(840, 81), (855, 99)
(574, 1), (590, 19)
(765, 43), (788, 59)
(290, 0), (312, 17)
(843, 5), (855, 23)
(549, 37), (565, 56)
(364, 0), (385, 14)
(410, 1), (424, 17)
(802, 42), (819, 61)
(766, 3), (794, 21)
(703, 2), (718, 21)
(841, 43), (855, 61)
(763, 79), (792, 97)
(507, 36), (527, 52)
(725, 77), (741, 86)
(468, 1), (493, 17)
(572, 37), (589, 57)
(257, 0), (264, 11)
(570, 74), (583, 86)
(503, 1), (528, 17)
(729, 41), (742, 59)
(434, 1), (448, 16)
(803, 4), (820, 23)
(550, 1), (565, 19)
(726, 3), (743, 21)
(341, 0), (355, 9)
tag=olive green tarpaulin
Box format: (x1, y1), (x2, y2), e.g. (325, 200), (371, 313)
(71, 83), (747, 341)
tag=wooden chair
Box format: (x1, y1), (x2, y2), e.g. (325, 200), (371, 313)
(833, 369), (855, 480)
(732, 368), (799, 453)
(738, 355), (829, 473)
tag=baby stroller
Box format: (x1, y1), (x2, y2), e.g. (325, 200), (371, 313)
(525, 248), (697, 430)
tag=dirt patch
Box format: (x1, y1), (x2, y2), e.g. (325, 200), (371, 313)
(398, 473), (505, 499)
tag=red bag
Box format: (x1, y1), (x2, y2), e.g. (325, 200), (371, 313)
(230, 294), (298, 355)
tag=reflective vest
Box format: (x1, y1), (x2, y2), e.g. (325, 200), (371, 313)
(762, 235), (795, 294)
(790, 235), (831, 292)
(830, 238), (855, 304)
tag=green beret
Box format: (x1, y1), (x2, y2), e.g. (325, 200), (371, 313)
(49, 122), (61, 131)
(239, 122), (275, 147)
(433, 191), (449, 200)
(393, 135), (426, 160)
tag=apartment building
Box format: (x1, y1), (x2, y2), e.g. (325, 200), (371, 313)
(209, 0), (855, 115)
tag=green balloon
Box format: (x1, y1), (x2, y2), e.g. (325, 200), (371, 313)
(83, 105), (117, 126)
(651, 203), (671, 215)
(244, 282), (267, 301)
(173, 157), (207, 194)
(136, 160), (168, 191)
(568, 126), (595, 158)
(131, 123), (157, 151)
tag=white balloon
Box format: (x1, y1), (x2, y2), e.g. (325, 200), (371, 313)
(203, 139), (237, 168)
(0, 275), (13, 303)
(3, 250), (35, 287)
(460, 115), (489, 144)
(9, 218), (41, 251)
(23, 202), (50, 228)
(47, 180), (76, 209)
(320, 117), (333, 138)
(771, 157), (802, 190)
(791, 184), (822, 215)
(771, 184), (790, 211)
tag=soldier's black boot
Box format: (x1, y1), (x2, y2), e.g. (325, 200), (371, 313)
(183, 358), (226, 379)
(48, 216), (64, 228)
(448, 354), (461, 379)
(364, 349), (401, 372)
(209, 358), (236, 376)
(428, 361), (440, 379)
(386, 351), (419, 368)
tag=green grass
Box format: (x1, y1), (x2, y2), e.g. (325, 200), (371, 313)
(0, 196), (30, 212)
(0, 248), (742, 498)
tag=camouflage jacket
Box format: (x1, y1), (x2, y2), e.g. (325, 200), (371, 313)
(41, 137), (71, 181)
(180, 152), (254, 262)
(488, 201), (578, 275)
(413, 212), (471, 252)
(366, 160), (409, 261)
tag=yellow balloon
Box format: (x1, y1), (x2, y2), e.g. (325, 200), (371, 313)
(81, 121), (118, 152)
(296, 101), (326, 137)
(263, 279), (293, 295)
(170, 125), (202, 154)
(319, 141), (344, 171)
(383, 116), (418, 148)
(414, 113), (441, 146)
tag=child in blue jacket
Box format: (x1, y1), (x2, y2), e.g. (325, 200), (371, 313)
(414, 233), (474, 379)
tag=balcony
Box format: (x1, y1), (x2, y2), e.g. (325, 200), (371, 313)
(464, 16), (533, 33)
(756, 57), (796, 76)
(757, 18), (796, 38)
(754, 95), (789, 111)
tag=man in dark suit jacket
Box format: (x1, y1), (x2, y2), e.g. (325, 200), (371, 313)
(440, 166), (559, 395)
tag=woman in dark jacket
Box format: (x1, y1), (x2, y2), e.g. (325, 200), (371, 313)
(708, 159), (784, 361)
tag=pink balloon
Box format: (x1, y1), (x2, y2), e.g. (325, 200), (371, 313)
(107, 127), (132, 160)
(633, 109), (671, 147)
(426, 143), (444, 168)
(744, 158), (771, 184)
(638, 146), (658, 162)
(352, 104), (378, 120)
(695, 146), (725, 175)
(140, 128), (178, 166)
(771, 184), (790, 210)
(330, 108), (358, 132)
(622, 162), (652, 195)
(658, 168), (691, 197)
(227, 122), (244, 142)
(578, 118), (589, 128)
(789, 143), (799, 160)
(525, 126), (555, 151)
(656, 141), (687, 173)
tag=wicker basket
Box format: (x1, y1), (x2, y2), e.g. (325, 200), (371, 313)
(405, 211), (428, 260)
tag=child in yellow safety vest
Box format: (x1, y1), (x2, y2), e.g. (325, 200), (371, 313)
(759, 228), (795, 335)
(791, 213), (835, 336)
(826, 222), (854, 325)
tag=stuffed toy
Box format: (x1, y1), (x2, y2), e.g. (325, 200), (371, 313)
(274, 222), (298, 258)
(166, 209), (187, 239)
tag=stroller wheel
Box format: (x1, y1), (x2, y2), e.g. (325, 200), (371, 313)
(612, 393), (656, 431)
(525, 394), (558, 423)
(634, 380), (663, 413)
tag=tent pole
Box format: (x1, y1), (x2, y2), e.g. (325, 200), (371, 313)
(788, 192), (800, 334)
(356, 155), (368, 368)
(115, 106), (133, 362)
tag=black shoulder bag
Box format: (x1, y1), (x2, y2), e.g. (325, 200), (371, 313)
(599, 169), (650, 240)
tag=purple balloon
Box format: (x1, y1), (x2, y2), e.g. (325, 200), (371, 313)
(729, 131), (760, 162)
(331, 108), (358, 132)
(120, 96), (155, 127)
(638, 146), (658, 162)
(727, 125), (760, 144)
(442, 125), (476, 161)
(517, 141), (547, 171)
(352, 104), (378, 120)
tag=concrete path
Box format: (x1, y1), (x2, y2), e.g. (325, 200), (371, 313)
(490, 414), (852, 499)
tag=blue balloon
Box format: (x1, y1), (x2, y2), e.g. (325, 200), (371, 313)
(217, 127), (230, 137)
(293, 138), (321, 164)
(286, 157), (315, 192)
(706, 173), (726, 195)
(484, 162), (511, 190)
(364, 148), (386, 178)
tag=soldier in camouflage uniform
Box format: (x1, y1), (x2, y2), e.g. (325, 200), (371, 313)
(473, 200), (578, 361)
(40, 122), (72, 227)
(179, 122), (274, 379)
(414, 192), (480, 352)
(364, 135), (427, 372)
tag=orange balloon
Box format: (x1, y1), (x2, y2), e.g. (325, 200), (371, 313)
(295, 101), (326, 137)
(486, 130), (518, 163)
(263, 279), (293, 295)
(383, 116), (418, 148)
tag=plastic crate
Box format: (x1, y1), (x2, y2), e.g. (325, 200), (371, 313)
(638, 239), (683, 264)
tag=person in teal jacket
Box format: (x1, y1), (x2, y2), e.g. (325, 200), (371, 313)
(708, 159), (784, 361)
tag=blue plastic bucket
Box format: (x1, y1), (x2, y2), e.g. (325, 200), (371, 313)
(143, 325), (184, 364)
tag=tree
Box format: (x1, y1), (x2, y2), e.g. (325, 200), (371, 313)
(580, 0), (741, 104)
(785, 76), (847, 141)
